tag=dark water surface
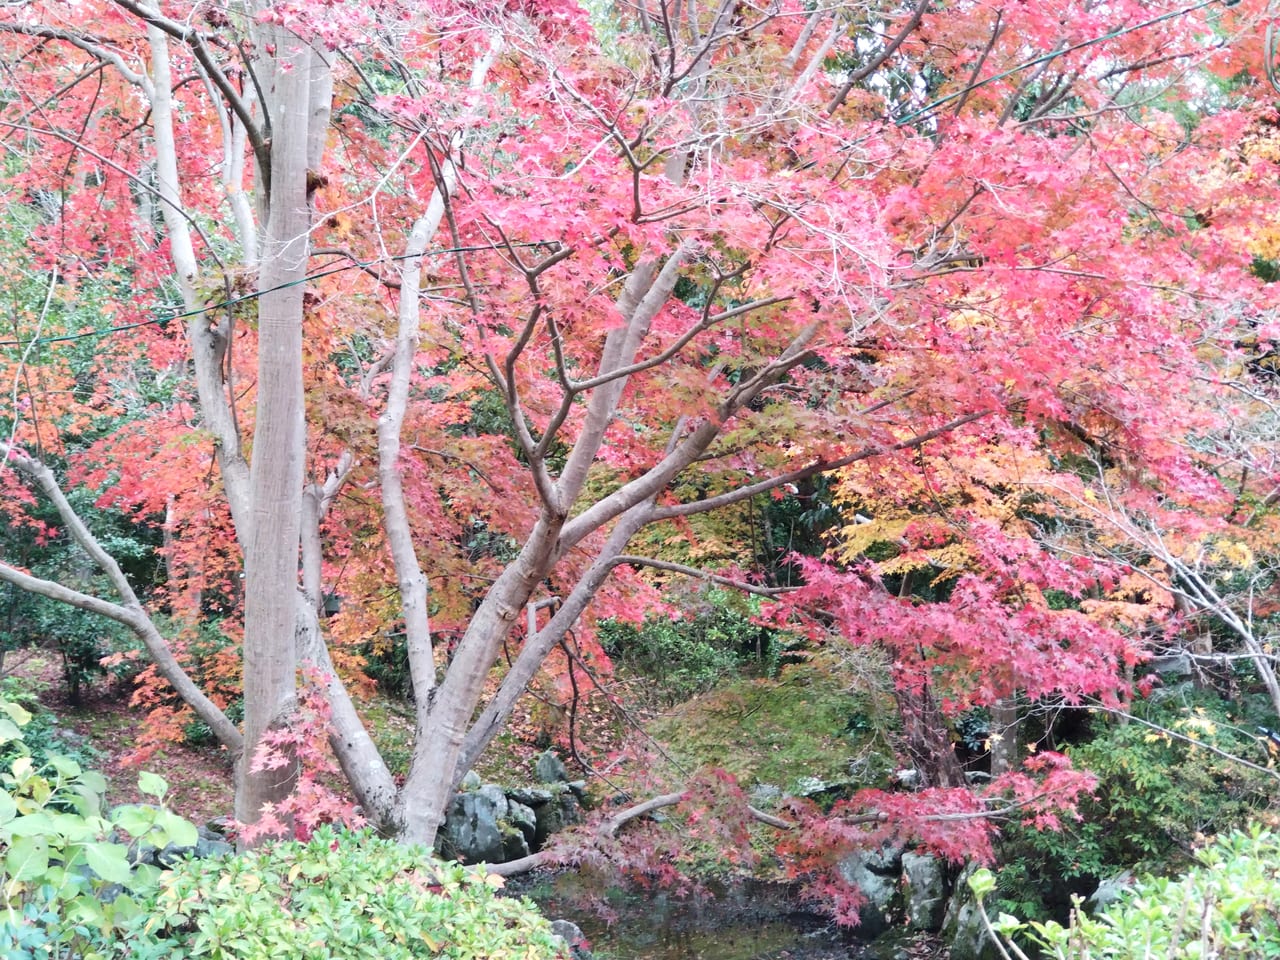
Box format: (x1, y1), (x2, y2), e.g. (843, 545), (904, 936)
(528, 876), (860, 960)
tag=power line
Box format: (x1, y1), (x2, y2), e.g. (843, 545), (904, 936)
(0, 241), (538, 349)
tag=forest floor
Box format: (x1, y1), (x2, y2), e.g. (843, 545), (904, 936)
(4, 644), (642, 827)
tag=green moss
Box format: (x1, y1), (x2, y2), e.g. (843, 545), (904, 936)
(361, 695), (416, 776)
(648, 653), (896, 790)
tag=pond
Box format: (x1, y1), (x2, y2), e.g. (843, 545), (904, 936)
(527, 874), (895, 960)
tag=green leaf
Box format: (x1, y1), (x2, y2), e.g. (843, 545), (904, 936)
(112, 805), (156, 838)
(157, 810), (198, 849)
(0, 718), (22, 746)
(137, 771), (168, 800)
(968, 868), (996, 899)
(85, 841), (134, 885)
(5, 834), (49, 880)
(0, 701), (32, 727)
(0, 790), (16, 825)
(47, 754), (82, 779)
(6, 811), (55, 837)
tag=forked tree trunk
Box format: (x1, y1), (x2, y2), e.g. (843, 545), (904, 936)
(896, 680), (965, 789)
(235, 27), (327, 827)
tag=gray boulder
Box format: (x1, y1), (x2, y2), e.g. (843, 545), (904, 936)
(507, 798), (539, 851)
(837, 849), (901, 938)
(438, 786), (510, 863)
(535, 750), (569, 783)
(508, 787), (554, 806)
(941, 863), (999, 960)
(131, 825), (234, 869)
(549, 919), (592, 960)
(533, 784), (582, 846)
(901, 852), (949, 931)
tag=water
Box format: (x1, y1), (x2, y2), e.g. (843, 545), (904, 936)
(528, 876), (857, 960)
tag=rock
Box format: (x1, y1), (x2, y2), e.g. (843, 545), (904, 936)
(863, 928), (928, 960)
(203, 816), (235, 837)
(549, 919), (592, 960)
(567, 780), (588, 801)
(438, 787), (509, 863)
(837, 849), (900, 938)
(793, 775), (827, 796)
(533, 784), (582, 847)
(861, 842), (905, 875)
(1151, 653), (1193, 676)
(460, 770), (482, 791)
(129, 825), (231, 869)
(750, 783), (783, 805)
(894, 769), (921, 790)
(500, 820), (531, 861)
(941, 863), (999, 960)
(901, 852), (948, 932)
(507, 799), (539, 849)
(965, 771), (992, 785)
(1086, 870), (1134, 913)
(508, 787), (554, 806)
(535, 750), (569, 784)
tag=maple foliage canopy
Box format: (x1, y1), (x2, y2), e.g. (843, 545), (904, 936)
(0, 0), (1277, 868)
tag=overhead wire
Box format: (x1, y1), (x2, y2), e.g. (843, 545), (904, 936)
(0, 241), (540, 349)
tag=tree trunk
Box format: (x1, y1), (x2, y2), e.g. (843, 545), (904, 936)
(897, 681), (965, 789)
(989, 696), (1019, 777)
(235, 28), (321, 829)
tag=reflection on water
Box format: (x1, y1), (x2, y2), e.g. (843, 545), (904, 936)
(529, 876), (856, 960)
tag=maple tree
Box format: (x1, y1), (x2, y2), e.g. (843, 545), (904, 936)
(0, 0), (1275, 876)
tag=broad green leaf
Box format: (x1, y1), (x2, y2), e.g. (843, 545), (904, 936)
(0, 790), (15, 825)
(85, 841), (133, 885)
(6, 811), (55, 837)
(137, 771), (168, 800)
(967, 868), (996, 898)
(0, 718), (22, 746)
(46, 754), (82, 779)
(5, 834), (49, 880)
(0, 701), (31, 727)
(156, 810), (198, 849)
(112, 805), (156, 838)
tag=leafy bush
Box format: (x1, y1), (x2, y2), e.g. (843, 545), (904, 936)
(973, 827), (1280, 959)
(0, 676), (96, 773)
(992, 692), (1280, 921)
(0, 697), (196, 960)
(600, 589), (776, 705)
(125, 827), (567, 960)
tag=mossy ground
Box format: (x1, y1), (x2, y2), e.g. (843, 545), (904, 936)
(647, 652), (898, 793)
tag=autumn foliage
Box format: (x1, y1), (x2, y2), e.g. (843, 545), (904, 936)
(0, 0), (1277, 894)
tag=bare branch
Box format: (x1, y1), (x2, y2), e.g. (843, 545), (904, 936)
(109, 0), (270, 184)
(827, 0), (931, 114)
(650, 409), (992, 522)
(611, 555), (793, 596)
(0, 446), (241, 753)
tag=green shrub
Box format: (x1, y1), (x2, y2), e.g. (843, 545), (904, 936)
(600, 589), (777, 705)
(124, 827), (567, 960)
(992, 692), (1280, 921)
(0, 698), (196, 960)
(973, 827), (1280, 959)
(0, 677), (96, 774)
